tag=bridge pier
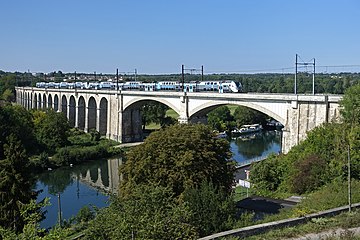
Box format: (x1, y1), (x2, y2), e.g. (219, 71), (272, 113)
(281, 96), (340, 153)
(121, 108), (143, 142)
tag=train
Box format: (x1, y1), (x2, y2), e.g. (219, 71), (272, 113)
(35, 80), (242, 93)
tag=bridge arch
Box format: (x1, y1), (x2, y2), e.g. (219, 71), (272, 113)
(78, 96), (86, 130)
(88, 97), (97, 132)
(61, 95), (67, 115)
(189, 101), (286, 125)
(54, 94), (59, 111)
(99, 97), (108, 136)
(69, 96), (76, 127)
(43, 93), (47, 108)
(48, 94), (53, 109)
(38, 93), (43, 109)
(34, 93), (38, 110)
(123, 97), (180, 116)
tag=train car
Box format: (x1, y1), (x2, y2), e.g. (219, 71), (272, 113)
(99, 81), (115, 89)
(122, 81), (144, 90)
(34, 80), (241, 93)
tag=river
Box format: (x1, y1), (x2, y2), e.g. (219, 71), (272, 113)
(36, 130), (281, 229)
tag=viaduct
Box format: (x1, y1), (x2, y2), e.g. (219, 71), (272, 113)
(15, 87), (342, 153)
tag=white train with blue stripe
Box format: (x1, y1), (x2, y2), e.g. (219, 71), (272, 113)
(36, 80), (241, 93)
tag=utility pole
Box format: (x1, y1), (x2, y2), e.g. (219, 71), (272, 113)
(135, 69), (137, 81)
(312, 58), (316, 95)
(294, 54), (298, 94)
(201, 65), (204, 82)
(294, 54), (316, 95)
(57, 193), (62, 226)
(348, 145), (352, 212)
(116, 68), (119, 91)
(181, 64), (185, 91)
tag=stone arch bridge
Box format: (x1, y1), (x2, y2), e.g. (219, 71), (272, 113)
(15, 87), (342, 153)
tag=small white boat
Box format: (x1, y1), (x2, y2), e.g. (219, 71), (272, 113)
(232, 124), (263, 135)
(216, 131), (227, 138)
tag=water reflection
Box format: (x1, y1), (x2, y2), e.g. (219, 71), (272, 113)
(231, 130), (281, 164)
(36, 158), (122, 228)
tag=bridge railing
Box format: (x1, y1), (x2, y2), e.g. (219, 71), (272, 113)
(236, 153), (279, 168)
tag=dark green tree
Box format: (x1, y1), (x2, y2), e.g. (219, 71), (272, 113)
(119, 124), (235, 198)
(0, 135), (36, 232)
(0, 105), (36, 159)
(207, 105), (234, 132)
(140, 102), (169, 129)
(289, 154), (327, 194)
(87, 184), (198, 240)
(32, 109), (70, 153)
(182, 181), (235, 237)
(340, 83), (360, 126)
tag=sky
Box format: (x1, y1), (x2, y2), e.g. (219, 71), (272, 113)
(1, 0), (359, 75)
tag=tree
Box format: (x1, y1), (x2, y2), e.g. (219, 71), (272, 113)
(119, 124), (235, 198)
(207, 106), (234, 132)
(1, 89), (14, 103)
(0, 135), (37, 232)
(289, 154), (327, 194)
(233, 106), (267, 128)
(340, 83), (360, 126)
(140, 102), (169, 129)
(0, 105), (36, 159)
(251, 154), (284, 196)
(182, 181), (235, 237)
(87, 184), (198, 240)
(32, 109), (70, 152)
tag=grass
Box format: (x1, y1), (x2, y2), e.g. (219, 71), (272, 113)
(242, 209), (360, 240)
(227, 104), (238, 115)
(145, 109), (179, 130)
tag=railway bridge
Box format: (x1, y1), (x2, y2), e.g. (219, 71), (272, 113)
(15, 87), (342, 153)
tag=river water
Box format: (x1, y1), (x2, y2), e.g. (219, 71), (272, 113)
(36, 130), (281, 229)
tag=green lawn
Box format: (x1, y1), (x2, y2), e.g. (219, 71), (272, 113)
(145, 109), (179, 130)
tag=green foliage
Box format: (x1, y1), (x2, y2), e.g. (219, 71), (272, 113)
(340, 83), (360, 126)
(289, 154), (327, 194)
(0, 74), (16, 102)
(89, 129), (100, 142)
(183, 181), (235, 237)
(208, 105), (234, 132)
(32, 109), (70, 153)
(52, 143), (121, 166)
(141, 102), (169, 129)
(119, 124), (235, 198)
(233, 106), (268, 128)
(0, 105), (36, 159)
(1, 89), (14, 102)
(250, 154), (285, 196)
(86, 184), (198, 240)
(0, 135), (37, 232)
(295, 179), (360, 213)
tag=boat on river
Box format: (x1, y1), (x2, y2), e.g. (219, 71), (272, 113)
(232, 123), (263, 135)
(216, 131), (227, 138)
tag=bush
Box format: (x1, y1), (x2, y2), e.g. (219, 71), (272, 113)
(183, 181), (235, 237)
(289, 154), (327, 194)
(51, 144), (122, 166)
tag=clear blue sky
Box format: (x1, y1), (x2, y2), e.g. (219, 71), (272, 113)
(1, 0), (359, 74)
